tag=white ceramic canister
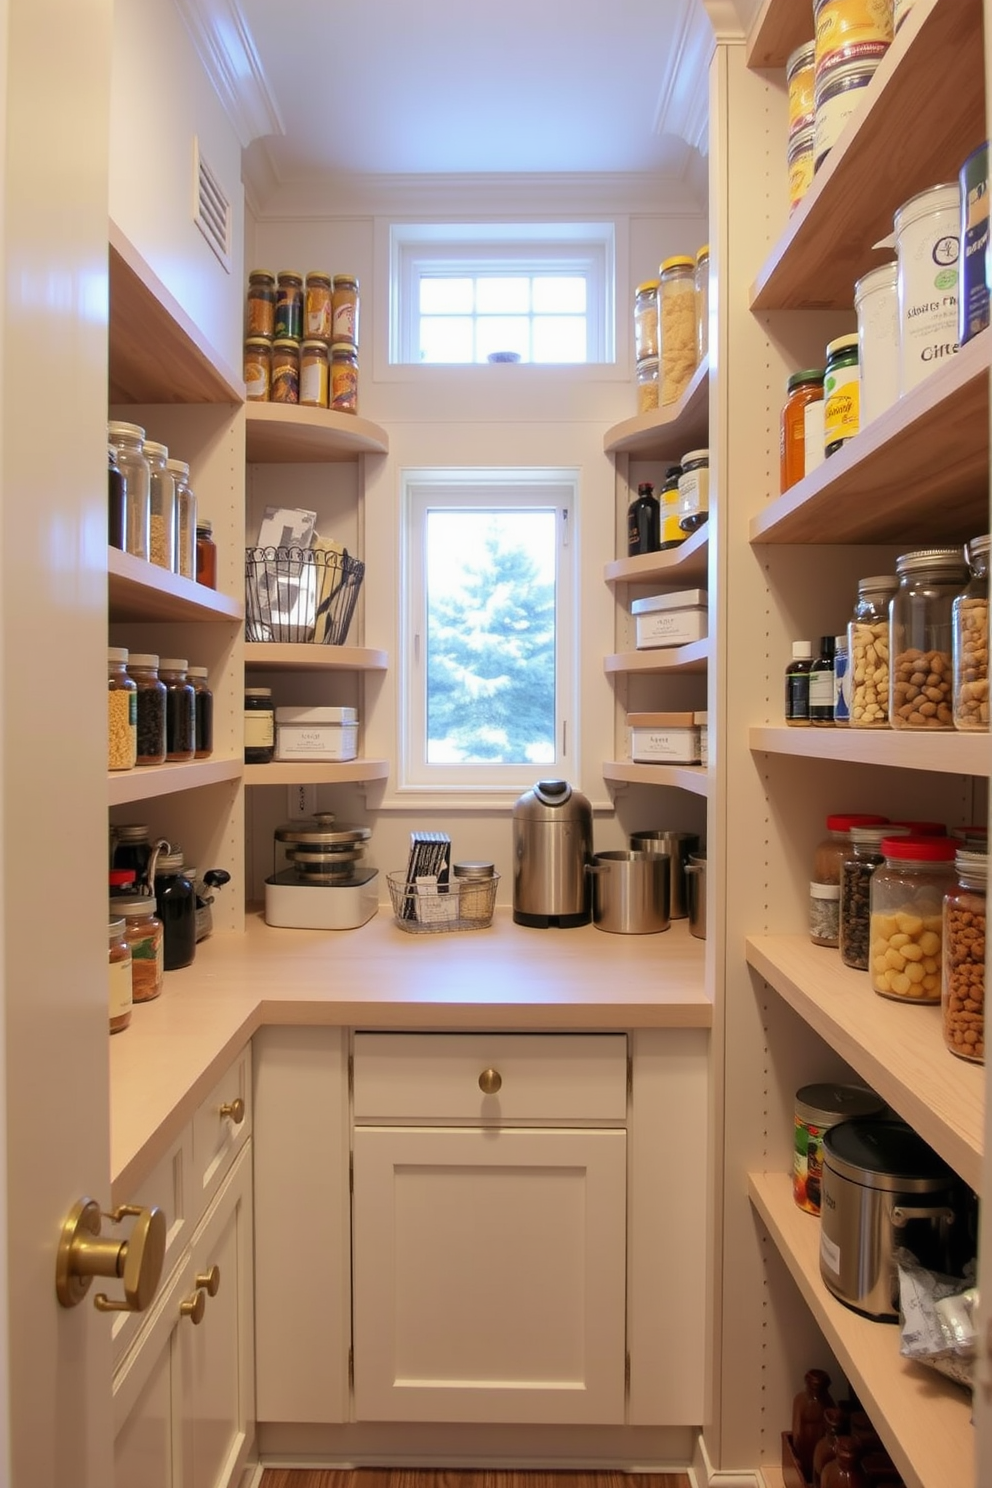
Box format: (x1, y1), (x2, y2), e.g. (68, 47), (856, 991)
(854, 261), (899, 425)
(894, 182), (961, 395)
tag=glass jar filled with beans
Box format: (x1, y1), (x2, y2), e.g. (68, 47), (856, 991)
(840, 824), (909, 970)
(942, 849), (986, 1063)
(952, 533), (990, 730)
(127, 652), (167, 766)
(158, 658), (195, 763)
(810, 812), (888, 947)
(848, 574), (898, 727)
(889, 547), (969, 730)
(869, 835), (956, 1002)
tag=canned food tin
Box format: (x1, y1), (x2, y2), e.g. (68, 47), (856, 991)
(788, 126), (815, 214)
(813, 0), (892, 83)
(787, 41), (816, 137)
(959, 143), (990, 346)
(814, 57), (882, 171)
(894, 182), (961, 395)
(794, 1082), (885, 1215)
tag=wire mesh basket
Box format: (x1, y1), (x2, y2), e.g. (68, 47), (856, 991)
(386, 871), (500, 933)
(245, 546), (365, 645)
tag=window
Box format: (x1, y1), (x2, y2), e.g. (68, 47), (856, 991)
(390, 223), (615, 365)
(401, 468), (578, 793)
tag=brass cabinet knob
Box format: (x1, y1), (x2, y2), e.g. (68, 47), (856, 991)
(180, 1289), (206, 1325)
(56, 1198), (166, 1314)
(219, 1097), (245, 1125)
(195, 1265), (220, 1297)
(478, 1067), (502, 1095)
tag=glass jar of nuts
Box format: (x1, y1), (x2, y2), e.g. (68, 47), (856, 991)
(889, 547), (969, 730)
(848, 574), (898, 728)
(869, 835), (956, 1002)
(952, 533), (989, 731)
(942, 849), (986, 1063)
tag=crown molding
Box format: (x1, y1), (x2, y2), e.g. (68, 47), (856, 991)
(654, 0), (716, 155)
(174, 0), (284, 148)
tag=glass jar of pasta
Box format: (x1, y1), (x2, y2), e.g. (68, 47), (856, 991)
(658, 256), (696, 405)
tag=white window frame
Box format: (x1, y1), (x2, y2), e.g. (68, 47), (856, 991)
(389, 223), (615, 365)
(399, 467), (580, 796)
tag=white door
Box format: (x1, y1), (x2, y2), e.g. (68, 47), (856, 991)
(352, 1125), (627, 1425)
(0, 0), (115, 1480)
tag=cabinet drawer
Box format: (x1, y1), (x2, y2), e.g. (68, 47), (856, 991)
(192, 1045), (252, 1215)
(353, 1032), (627, 1122)
(111, 1123), (193, 1369)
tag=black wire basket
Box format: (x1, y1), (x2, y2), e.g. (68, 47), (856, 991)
(245, 546), (365, 645)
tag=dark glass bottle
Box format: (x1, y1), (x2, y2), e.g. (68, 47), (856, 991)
(785, 640), (814, 724)
(821, 1436), (868, 1488)
(153, 848), (196, 971)
(627, 482), (660, 556)
(809, 634), (837, 725)
(196, 519), (217, 589)
(792, 1369), (834, 1482)
(813, 1405), (848, 1487)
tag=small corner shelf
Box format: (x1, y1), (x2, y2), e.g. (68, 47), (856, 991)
(602, 761), (711, 797)
(604, 639), (709, 675)
(604, 525), (709, 587)
(243, 760), (390, 786)
(243, 642), (388, 673)
(245, 403), (388, 463)
(603, 357), (709, 459)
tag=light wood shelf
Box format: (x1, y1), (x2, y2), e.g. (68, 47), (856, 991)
(603, 525), (709, 587)
(604, 639), (709, 675)
(107, 756), (242, 807)
(244, 642), (388, 672)
(749, 1170), (974, 1488)
(108, 546), (243, 624)
(602, 761), (711, 796)
(245, 402), (388, 463)
(750, 725), (991, 779)
(745, 0), (812, 70)
(750, 0), (986, 311)
(243, 760), (390, 786)
(603, 357), (708, 458)
(746, 934), (983, 1190)
(749, 333), (990, 545)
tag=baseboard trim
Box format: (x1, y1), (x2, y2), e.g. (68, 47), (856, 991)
(692, 1435), (762, 1488)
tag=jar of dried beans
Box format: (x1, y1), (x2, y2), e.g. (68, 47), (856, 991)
(840, 824), (909, 970)
(952, 533), (990, 730)
(658, 256), (696, 405)
(127, 652), (166, 766)
(159, 658), (195, 762)
(889, 547), (969, 730)
(810, 812), (888, 948)
(942, 849), (986, 1063)
(869, 835), (956, 1003)
(848, 574), (898, 727)
(108, 647), (137, 771)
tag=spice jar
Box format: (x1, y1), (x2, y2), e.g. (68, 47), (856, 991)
(848, 574), (898, 727)
(270, 338), (300, 403)
(452, 861), (497, 923)
(143, 439), (176, 570)
(890, 547), (969, 730)
(823, 334), (860, 457)
(869, 835), (956, 1002)
(159, 658), (195, 762)
(780, 369), (824, 493)
(658, 256), (696, 404)
(952, 533), (990, 730)
(244, 336), (272, 401)
(152, 847), (196, 971)
(108, 647), (137, 771)
(274, 270), (303, 341)
(305, 271), (333, 341)
(694, 245), (709, 364)
(658, 465), (685, 551)
(245, 686), (275, 763)
(127, 652), (167, 766)
(300, 338), (329, 408)
(330, 341), (359, 413)
(840, 824), (910, 970)
(809, 881), (841, 946)
(636, 356), (659, 413)
(943, 848), (986, 1063)
(108, 445), (126, 551)
(196, 518), (217, 589)
(811, 812), (888, 947)
(108, 420), (150, 562)
(108, 916), (133, 1033)
(634, 279), (660, 362)
(187, 666), (213, 758)
(114, 895), (164, 1003)
(168, 459), (197, 581)
(331, 274), (359, 345)
(677, 449), (709, 532)
(246, 269), (276, 338)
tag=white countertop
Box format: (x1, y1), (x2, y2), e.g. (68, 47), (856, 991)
(110, 909), (710, 1198)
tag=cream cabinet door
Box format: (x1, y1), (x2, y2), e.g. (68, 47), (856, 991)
(352, 1125), (626, 1424)
(113, 1255), (194, 1488)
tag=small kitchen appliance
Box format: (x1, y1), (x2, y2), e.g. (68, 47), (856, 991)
(264, 812), (377, 930)
(512, 779), (593, 927)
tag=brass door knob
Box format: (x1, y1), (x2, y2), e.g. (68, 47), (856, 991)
(195, 1265), (220, 1297)
(219, 1097), (245, 1125)
(180, 1289), (206, 1325)
(56, 1198), (166, 1314)
(478, 1067), (502, 1095)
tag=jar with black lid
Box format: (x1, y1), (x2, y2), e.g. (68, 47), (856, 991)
(889, 546), (969, 730)
(159, 658), (195, 762)
(187, 666), (213, 758)
(127, 652), (166, 765)
(952, 533), (990, 731)
(245, 687), (275, 763)
(152, 847), (196, 971)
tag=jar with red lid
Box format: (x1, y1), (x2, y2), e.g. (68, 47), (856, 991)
(869, 835), (957, 1002)
(942, 848), (986, 1062)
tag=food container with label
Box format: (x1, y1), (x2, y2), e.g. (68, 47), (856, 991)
(631, 587), (708, 648)
(108, 916), (133, 1034)
(677, 450), (709, 532)
(854, 261), (899, 425)
(793, 1082), (885, 1215)
(657, 466), (685, 550)
(869, 834), (956, 1002)
(823, 334), (860, 456)
(894, 182), (961, 395)
(960, 143), (990, 346)
(274, 271), (303, 341)
(810, 813), (888, 947)
(780, 370), (824, 492)
(628, 712), (701, 764)
(244, 336), (271, 401)
(274, 705), (359, 761)
(246, 269), (276, 338)
(952, 534), (990, 730)
(304, 271), (333, 341)
(787, 41), (816, 139)
(889, 546), (968, 730)
(813, 55), (884, 172)
(694, 711), (709, 765)
(813, 0), (891, 87)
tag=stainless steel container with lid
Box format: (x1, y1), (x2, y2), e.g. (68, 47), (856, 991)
(629, 829), (699, 918)
(684, 849), (706, 939)
(820, 1118), (959, 1320)
(265, 812), (378, 929)
(512, 780), (592, 928)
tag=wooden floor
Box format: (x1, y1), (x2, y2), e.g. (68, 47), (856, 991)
(259, 1473), (692, 1488)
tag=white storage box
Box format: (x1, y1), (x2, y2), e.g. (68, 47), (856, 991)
(631, 588), (708, 649)
(628, 711), (701, 764)
(274, 705), (358, 761)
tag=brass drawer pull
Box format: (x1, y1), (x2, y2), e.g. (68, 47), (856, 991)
(478, 1068), (502, 1095)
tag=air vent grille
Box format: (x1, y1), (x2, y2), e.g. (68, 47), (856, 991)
(193, 139), (232, 273)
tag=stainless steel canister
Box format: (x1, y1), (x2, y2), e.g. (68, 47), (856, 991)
(629, 830), (699, 918)
(684, 849), (707, 939)
(586, 851), (670, 934)
(512, 780), (593, 928)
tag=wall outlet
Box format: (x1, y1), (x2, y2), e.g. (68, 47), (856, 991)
(286, 783), (317, 819)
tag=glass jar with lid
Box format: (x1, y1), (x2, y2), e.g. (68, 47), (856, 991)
(246, 269), (276, 338)
(271, 338), (300, 403)
(942, 848), (986, 1062)
(108, 420), (150, 561)
(952, 533), (990, 730)
(848, 574), (898, 727)
(108, 916), (133, 1033)
(300, 339), (329, 408)
(113, 895), (164, 1003)
(245, 687), (275, 763)
(112, 823), (153, 887)
(658, 256), (696, 405)
(780, 370), (824, 493)
(869, 835), (956, 1002)
(143, 439), (176, 570)
(168, 458), (197, 580)
(694, 246), (709, 363)
(452, 861), (498, 924)
(889, 546), (969, 730)
(108, 647), (137, 771)
(634, 279), (660, 362)
(677, 449), (709, 532)
(159, 658), (195, 762)
(330, 342), (359, 413)
(840, 824), (910, 970)
(332, 274), (360, 345)
(126, 652), (166, 766)
(274, 271), (303, 341)
(823, 334), (860, 457)
(305, 271), (333, 341)
(187, 666), (213, 758)
(196, 518), (217, 589)
(636, 356), (659, 413)
(810, 812), (888, 948)
(658, 465), (685, 551)
(108, 445), (126, 551)
(244, 336), (272, 402)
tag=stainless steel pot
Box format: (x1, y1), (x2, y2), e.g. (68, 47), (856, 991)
(684, 849), (706, 939)
(512, 780), (593, 927)
(629, 830), (699, 918)
(586, 851), (670, 934)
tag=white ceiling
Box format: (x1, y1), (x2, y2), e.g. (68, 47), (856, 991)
(183, 0), (714, 204)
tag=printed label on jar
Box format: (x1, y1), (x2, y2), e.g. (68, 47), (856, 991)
(300, 360), (328, 407)
(109, 956), (133, 1021)
(331, 365), (359, 413)
(794, 1115), (827, 1214)
(823, 369), (860, 449)
(244, 712), (275, 748)
(332, 302), (357, 342)
(245, 356), (269, 401)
